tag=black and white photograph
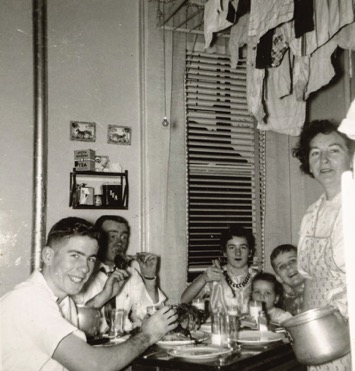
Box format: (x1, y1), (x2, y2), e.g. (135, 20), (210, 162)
(2, 1), (355, 370)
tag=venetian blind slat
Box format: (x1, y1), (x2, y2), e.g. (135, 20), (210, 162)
(185, 51), (259, 280)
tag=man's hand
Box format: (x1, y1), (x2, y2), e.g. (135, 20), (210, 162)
(136, 252), (158, 278)
(141, 306), (178, 345)
(103, 269), (130, 300)
(85, 269), (129, 309)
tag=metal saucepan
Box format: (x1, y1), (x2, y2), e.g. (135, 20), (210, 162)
(281, 306), (350, 365)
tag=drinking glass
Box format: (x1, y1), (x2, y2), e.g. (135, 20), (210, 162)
(249, 300), (262, 323)
(105, 308), (125, 337)
(226, 314), (240, 348)
(211, 311), (228, 347)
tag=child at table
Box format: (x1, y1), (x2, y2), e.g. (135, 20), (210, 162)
(251, 272), (292, 325)
(181, 225), (258, 315)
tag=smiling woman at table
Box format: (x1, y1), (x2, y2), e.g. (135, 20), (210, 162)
(181, 224), (257, 314)
(293, 120), (355, 370)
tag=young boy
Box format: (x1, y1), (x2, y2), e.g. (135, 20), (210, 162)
(270, 244), (305, 315)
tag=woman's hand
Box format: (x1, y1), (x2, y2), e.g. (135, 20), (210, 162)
(203, 260), (222, 283)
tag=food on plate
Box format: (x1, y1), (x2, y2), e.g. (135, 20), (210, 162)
(160, 303), (208, 342)
(239, 314), (258, 329)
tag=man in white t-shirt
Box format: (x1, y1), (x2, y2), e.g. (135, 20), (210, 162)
(0, 217), (177, 371)
(75, 215), (166, 331)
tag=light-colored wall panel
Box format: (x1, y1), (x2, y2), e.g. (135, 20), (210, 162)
(46, 0), (142, 252)
(0, 0), (33, 295)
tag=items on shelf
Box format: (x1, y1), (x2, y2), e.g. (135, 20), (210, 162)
(69, 169), (129, 210)
(95, 155), (109, 172)
(76, 184), (94, 205)
(74, 149), (96, 171)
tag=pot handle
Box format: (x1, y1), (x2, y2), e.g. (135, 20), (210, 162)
(274, 327), (294, 345)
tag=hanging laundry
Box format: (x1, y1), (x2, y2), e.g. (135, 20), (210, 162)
(248, 0), (293, 42)
(334, 22), (355, 50)
(258, 50), (306, 136)
(204, 0), (235, 49)
(255, 29), (274, 69)
(305, 39), (337, 99)
(290, 0), (353, 57)
(229, 13), (249, 68)
(294, 0), (314, 38)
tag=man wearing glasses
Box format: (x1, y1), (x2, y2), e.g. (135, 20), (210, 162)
(75, 215), (166, 331)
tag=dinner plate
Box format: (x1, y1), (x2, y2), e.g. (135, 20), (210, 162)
(157, 330), (209, 348)
(237, 331), (284, 346)
(168, 345), (233, 361)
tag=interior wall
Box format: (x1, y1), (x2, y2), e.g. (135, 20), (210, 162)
(142, 2), (189, 304)
(0, 0), (143, 297)
(46, 0), (142, 252)
(0, 0), (33, 295)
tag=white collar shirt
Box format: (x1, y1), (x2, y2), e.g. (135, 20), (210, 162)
(0, 270), (85, 371)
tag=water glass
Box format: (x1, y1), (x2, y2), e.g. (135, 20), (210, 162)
(211, 311), (229, 347)
(106, 308), (125, 337)
(249, 300), (262, 323)
(226, 304), (239, 316)
(226, 314), (239, 348)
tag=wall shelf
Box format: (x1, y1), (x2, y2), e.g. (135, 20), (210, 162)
(69, 169), (129, 209)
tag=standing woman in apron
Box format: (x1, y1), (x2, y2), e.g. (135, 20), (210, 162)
(293, 120), (355, 371)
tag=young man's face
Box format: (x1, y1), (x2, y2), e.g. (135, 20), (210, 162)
(43, 235), (98, 300)
(272, 251), (304, 288)
(101, 220), (129, 265)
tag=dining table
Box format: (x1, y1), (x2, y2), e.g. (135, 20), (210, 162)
(130, 333), (306, 371)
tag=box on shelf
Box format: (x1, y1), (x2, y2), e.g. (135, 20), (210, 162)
(75, 159), (95, 171)
(74, 149), (96, 171)
(77, 186), (94, 206)
(102, 184), (123, 207)
(74, 149), (95, 160)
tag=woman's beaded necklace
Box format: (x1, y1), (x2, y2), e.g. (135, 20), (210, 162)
(223, 270), (251, 297)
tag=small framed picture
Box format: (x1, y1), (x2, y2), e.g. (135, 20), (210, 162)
(70, 121), (96, 142)
(107, 125), (131, 145)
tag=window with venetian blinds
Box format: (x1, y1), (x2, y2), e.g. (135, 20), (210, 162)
(185, 51), (264, 282)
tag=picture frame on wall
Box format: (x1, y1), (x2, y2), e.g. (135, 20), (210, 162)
(107, 125), (131, 145)
(70, 121), (96, 142)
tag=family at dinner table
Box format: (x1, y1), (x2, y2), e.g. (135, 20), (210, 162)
(0, 118), (353, 371)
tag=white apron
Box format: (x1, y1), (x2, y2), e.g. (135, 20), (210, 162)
(298, 196), (350, 371)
